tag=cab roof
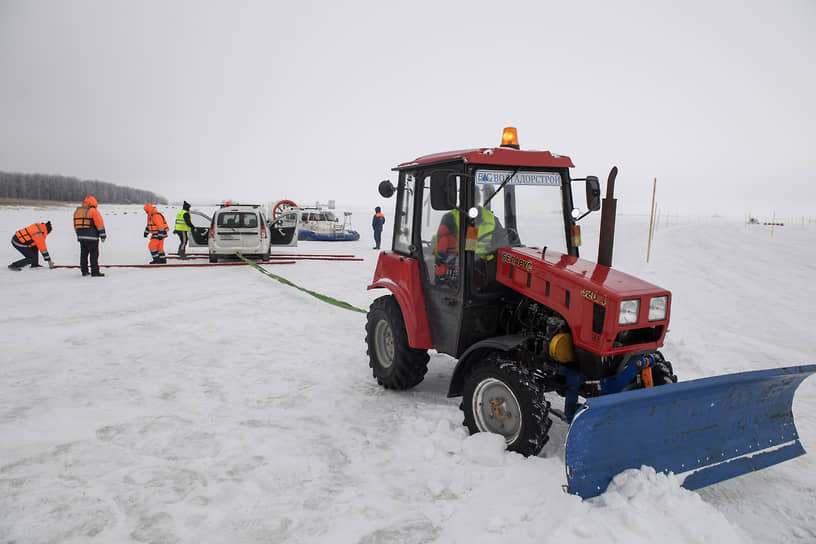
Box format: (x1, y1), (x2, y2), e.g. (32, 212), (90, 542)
(394, 147), (575, 171)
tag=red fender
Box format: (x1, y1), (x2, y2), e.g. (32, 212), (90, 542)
(367, 252), (433, 349)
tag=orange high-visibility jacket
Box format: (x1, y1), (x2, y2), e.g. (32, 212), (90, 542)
(14, 223), (50, 253)
(74, 196), (106, 241)
(144, 205), (168, 238)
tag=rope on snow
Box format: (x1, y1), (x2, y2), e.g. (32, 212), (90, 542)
(237, 252), (367, 314)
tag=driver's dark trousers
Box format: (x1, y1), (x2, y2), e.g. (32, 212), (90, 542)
(176, 231), (189, 258)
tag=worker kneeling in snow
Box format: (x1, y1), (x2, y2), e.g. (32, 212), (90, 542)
(143, 204), (168, 264)
(9, 221), (55, 270)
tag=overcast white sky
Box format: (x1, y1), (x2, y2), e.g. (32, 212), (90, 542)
(1, 0), (814, 217)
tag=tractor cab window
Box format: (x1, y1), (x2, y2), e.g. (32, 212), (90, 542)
(478, 169), (568, 255)
(469, 184), (511, 292)
(420, 174), (461, 290)
(393, 173), (416, 254)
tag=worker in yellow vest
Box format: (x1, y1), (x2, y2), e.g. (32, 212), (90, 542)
(174, 201), (194, 259)
(434, 206), (497, 284)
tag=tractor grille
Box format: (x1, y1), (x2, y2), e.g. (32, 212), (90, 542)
(614, 326), (664, 346)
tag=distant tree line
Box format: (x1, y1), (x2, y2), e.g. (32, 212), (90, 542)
(0, 171), (168, 204)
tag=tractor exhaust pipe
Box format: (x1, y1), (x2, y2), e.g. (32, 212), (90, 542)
(597, 167), (618, 268)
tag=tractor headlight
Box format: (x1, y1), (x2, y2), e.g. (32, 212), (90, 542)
(618, 299), (640, 325)
(648, 295), (668, 321)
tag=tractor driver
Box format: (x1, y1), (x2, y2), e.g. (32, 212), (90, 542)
(434, 185), (508, 288)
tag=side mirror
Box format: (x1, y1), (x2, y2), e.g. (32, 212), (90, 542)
(378, 180), (395, 198)
(430, 171), (457, 210)
(586, 175), (601, 212)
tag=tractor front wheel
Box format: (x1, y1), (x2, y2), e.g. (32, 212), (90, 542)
(365, 295), (429, 390)
(462, 352), (551, 456)
(652, 353), (678, 385)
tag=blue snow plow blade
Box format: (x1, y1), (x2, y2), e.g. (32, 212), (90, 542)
(565, 364), (816, 499)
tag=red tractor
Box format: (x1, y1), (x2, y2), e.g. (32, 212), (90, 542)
(365, 128), (815, 498)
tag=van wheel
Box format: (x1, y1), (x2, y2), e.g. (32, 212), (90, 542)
(209, 254), (218, 263)
(365, 295), (429, 390)
(461, 352), (551, 456)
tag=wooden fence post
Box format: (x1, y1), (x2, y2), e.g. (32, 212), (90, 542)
(647, 178), (657, 263)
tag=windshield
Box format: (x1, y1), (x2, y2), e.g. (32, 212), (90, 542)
(303, 211), (336, 222)
(476, 169), (567, 255)
(217, 211), (259, 228)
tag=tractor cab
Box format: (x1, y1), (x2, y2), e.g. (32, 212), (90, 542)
(377, 128), (600, 358)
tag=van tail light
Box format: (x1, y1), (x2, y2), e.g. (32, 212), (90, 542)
(260, 223), (268, 239)
(208, 225), (214, 239)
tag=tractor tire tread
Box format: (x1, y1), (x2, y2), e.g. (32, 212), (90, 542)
(365, 295), (429, 390)
(461, 352), (551, 456)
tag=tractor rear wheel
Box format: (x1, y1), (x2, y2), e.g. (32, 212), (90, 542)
(365, 295), (429, 390)
(461, 352), (551, 456)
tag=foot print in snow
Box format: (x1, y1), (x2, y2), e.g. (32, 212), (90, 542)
(0, 484), (115, 542)
(358, 517), (440, 544)
(119, 466), (207, 506)
(130, 511), (179, 544)
(201, 378), (226, 402)
(65, 334), (92, 347)
(96, 415), (220, 460)
(238, 419), (291, 431)
(224, 516), (292, 543)
(158, 384), (179, 401)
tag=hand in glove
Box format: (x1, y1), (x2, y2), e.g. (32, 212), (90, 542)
(143, 229), (149, 238)
(48, 260), (55, 269)
(101, 235), (107, 243)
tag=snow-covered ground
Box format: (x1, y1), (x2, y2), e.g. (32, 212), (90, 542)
(1, 203), (814, 543)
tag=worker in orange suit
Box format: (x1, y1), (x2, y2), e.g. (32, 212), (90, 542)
(8, 221), (55, 270)
(143, 204), (169, 264)
(73, 195), (107, 277)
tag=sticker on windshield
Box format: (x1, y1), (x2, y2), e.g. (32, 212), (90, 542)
(476, 170), (561, 186)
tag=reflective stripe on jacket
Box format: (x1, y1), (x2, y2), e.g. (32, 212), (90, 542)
(175, 209), (192, 232)
(73, 207), (106, 241)
(146, 209), (169, 239)
(434, 208), (496, 260)
(473, 208), (496, 258)
(14, 223), (50, 258)
(74, 197), (106, 241)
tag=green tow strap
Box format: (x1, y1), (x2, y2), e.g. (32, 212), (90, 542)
(238, 253), (367, 314)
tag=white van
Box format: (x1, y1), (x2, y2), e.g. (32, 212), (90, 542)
(208, 204), (271, 262)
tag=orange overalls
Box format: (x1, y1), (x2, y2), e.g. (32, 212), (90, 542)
(143, 204), (169, 263)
